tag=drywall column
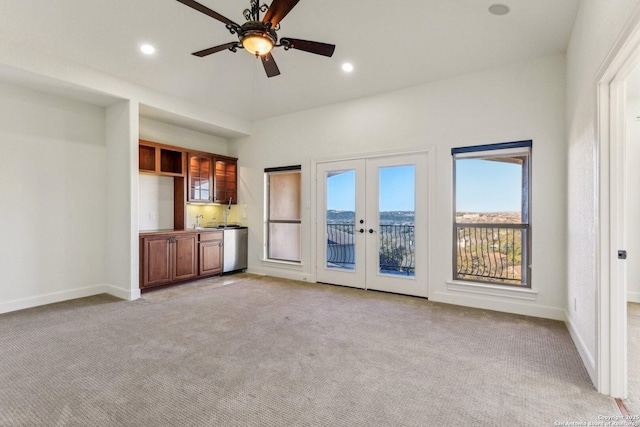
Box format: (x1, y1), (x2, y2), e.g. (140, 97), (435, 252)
(106, 100), (140, 300)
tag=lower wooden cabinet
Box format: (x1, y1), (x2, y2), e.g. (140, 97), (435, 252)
(140, 230), (223, 289)
(199, 231), (223, 276)
(140, 233), (198, 289)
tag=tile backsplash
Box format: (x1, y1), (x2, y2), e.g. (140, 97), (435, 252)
(139, 174), (244, 231)
(186, 204), (241, 229)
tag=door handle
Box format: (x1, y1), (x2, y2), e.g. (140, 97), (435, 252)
(368, 229), (375, 234)
(358, 228), (365, 233)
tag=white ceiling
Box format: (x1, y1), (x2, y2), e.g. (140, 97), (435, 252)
(0, 0), (580, 122)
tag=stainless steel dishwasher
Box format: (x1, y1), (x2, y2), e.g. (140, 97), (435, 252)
(223, 227), (248, 273)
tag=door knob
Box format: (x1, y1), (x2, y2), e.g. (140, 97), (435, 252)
(359, 228), (365, 233)
(359, 219), (364, 224)
(368, 229), (375, 234)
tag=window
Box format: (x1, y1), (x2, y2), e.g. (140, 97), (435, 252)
(265, 166), (302, 262)
(452, 141), (531, 287)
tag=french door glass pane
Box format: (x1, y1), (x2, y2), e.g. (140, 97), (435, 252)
(378, 165), (415, 276)
(326, 170), (356, 270)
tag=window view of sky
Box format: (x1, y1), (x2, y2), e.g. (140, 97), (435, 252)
(327, 170), (355, 211)
(325, 160), (520, 214)
(456, 159), (521, 212)
(379, 166), (414, 211)
(326, 165), (415, 212)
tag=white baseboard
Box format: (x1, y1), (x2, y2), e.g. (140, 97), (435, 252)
(0, 284), (140, 315)
(431, 290), (566, 321)
(246, 267), (313, 283)
(566, 313), (597, 386)
(103, 284), (140, 301)
(628, 291), (640, 303)
(0, 284), (107, 314)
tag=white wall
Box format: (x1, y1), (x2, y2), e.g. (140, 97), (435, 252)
(565, 0), (640, 385)
(138, 175), (175, 231)
(230, 54), (567, 320)
(626, 96), (640, 303)
(139, 117), (229, 155)
(0, 83), (108, 313)
(106, 100), (139, 300)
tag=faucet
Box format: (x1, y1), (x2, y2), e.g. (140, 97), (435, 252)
(223, 198), (232, 226)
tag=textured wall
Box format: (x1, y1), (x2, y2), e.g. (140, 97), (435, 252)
(565, 0), (640, 378)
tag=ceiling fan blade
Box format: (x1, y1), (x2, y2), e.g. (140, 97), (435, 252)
(261, 53), (281, 78)
(262, 0), (300, 28)
(177, 0), (240, 28)
(280, 38), (336, 57)
(192, 42), (238, 57)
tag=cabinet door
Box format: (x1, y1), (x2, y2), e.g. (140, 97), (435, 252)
(173, 234), (198, 281)
(214, 158), (237, 204)
(139, 141), (185, 176)
(199, 239), (223, 276)
(142, 236), (172, 288)
(188, 154), (212, 202)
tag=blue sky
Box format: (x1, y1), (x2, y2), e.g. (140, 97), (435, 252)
(327, 170), (355, 211)
(327, 166), (415, 211)
(327, 160), (521, 213)
(455, 159), (521, 212)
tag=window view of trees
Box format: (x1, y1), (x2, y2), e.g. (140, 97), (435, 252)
(455, 212), (524, 285)
(453, 142), (531, 287)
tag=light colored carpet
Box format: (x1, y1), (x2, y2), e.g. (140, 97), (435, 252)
(0, 275), (621, 426)
(627, 302), (640, 415)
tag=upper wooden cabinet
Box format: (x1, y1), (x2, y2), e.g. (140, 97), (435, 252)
(139, 140), (185, 177)
(139, 140), (238, 205)
(188, 154), (213, 202)
(214, 157), (237, 204)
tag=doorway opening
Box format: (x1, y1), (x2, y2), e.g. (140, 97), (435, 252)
(596, 6), (640, 399)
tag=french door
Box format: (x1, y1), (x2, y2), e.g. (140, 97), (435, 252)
(316, 153), (428, 297)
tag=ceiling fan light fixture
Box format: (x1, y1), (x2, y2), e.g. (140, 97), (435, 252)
(238, 21), (278, 56)
(241, 34), (274, 56)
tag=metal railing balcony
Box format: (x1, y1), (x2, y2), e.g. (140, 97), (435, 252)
(454, 223), (529, 286)
(326, 223), (415, 274)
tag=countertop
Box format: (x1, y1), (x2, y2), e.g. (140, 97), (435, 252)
(139, 227), (247, 236)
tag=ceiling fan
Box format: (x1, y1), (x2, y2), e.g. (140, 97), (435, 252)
(177, 0), (336, 78)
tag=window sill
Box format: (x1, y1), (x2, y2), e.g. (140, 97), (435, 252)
(446, 280), (538, 301)
(260, 259), (303, 270)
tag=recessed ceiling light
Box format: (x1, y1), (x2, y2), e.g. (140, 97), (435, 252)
(140, 44), (156, 55)
(488, 4), (510, 16)
(342, 63), (354, 73)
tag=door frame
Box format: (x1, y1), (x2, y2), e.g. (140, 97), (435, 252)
(595, 4), (640, 398)
(310, 147), (436, 297)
